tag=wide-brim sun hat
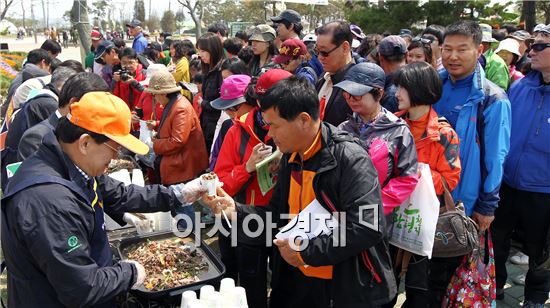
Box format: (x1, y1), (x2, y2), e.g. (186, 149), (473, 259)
(141, 64), (169, 87)
(144, 70), (182, 95)
(495, 38), (521, 57)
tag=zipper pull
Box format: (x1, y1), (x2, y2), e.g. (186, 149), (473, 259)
(536, 127), (540, 136)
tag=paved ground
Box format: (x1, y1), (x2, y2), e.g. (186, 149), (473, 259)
(1, 35), (83, 62)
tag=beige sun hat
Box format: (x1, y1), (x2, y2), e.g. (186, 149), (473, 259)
(495, 38), (521, 57)
(144, 70), (182, 95)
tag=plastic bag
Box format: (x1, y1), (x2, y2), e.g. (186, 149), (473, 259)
(136, 120), (155, 167)
(389, 163), (440, 258)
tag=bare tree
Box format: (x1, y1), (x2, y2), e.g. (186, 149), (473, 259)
(0, 0), (15, 20)
(177, 0), (205, 40)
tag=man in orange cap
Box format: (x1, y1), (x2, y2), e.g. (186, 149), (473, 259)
(1, 91), (207, 307)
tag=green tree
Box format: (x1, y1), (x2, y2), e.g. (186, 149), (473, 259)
(240, 0), (267, 23)
(161, 10), (176, 33)
(134, 0), (146, 22)
(347, 1), (425, 34)
(203, 0), (240, 26)
(146, 11), (161, 32)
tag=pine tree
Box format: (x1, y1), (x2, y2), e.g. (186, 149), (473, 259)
(134, 0), (146, 22)
(161, 10), (176, 33)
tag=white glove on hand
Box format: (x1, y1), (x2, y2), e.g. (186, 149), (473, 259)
(122, 213), (141, 226)
(121, 260), (146, 289)
(123, 213), (154, 233)
(171, 177), (205, 203)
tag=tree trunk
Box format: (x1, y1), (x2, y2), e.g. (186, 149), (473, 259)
(41, 0), (46, 30)
(0, 0), (15, 20)
(71, 0), (92, 64)
(21, 0), (26, 30)
(30, 0), (37, 43)
(546, 2), (550, 24)
(523, 0), (536, 32)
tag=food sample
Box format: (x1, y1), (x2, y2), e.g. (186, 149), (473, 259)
(125, 238), (209, 291)
(201, 172), (218, 196)
(107, 159), (136, 174)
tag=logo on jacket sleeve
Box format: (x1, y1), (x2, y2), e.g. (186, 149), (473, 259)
(66, 235), (82, 253)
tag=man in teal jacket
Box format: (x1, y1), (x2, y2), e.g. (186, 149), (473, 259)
(432, 20), (511, 305)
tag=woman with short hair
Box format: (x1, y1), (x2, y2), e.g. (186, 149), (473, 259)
(394, 61), (462, 307)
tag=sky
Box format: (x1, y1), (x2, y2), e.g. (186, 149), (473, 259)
(5, 0), (519, 28)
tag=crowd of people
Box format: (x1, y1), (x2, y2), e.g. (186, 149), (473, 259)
(1, 9), (549, 308)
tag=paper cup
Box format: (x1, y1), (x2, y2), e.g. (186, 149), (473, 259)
(233, 286), (248, 307)
(201, 173), (218, 197)
(180, 290), (197, 308)
(199, 285), (215, 300)
(219, 277), (235, 294)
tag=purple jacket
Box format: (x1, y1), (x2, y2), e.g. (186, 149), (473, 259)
(339, 109), (419, 215)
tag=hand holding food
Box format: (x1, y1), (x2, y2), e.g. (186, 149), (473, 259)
(245, 143), (273, 173)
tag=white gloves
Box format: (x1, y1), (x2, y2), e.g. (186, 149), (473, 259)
(171, 177), (206, 204)
(123, 213), (154, 233)
(121, 260), (146, 289)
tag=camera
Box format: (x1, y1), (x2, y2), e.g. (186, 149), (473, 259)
(118, 69), (130, 82)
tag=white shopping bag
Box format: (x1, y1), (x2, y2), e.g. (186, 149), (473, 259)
(389, 163), (439, 258)
(137, 120), (156, 167)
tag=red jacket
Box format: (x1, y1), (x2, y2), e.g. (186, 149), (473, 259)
(113, 64), (145, 110)
(153, 95), (208, 185)
(396, 107), (461, 195)
(214, 108), (273, 206)
(135, 91), (163, 130)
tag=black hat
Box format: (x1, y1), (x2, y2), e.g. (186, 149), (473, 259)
(94, 40), (115, 60)
(334, 63), (385, 96)
(270, 9), (301, 24)
(126, 19), (141, 28)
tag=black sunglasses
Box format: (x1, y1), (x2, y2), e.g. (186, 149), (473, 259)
(531, 43), (550, 52)
(413, 37), (432, 44)
(313, 43), (342, 57)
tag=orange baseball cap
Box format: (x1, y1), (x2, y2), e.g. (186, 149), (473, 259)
(67, 92), (149, 155)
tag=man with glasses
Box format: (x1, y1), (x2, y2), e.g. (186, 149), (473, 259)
(315, 20), (355, 127)
(432, 20), (511, 305)
(377, 35), (408, 113)
(491, 24), (550, 307)
(213, 70), (291, 308)
(1, 91), (207, 307)
(113, 47), (145, 111)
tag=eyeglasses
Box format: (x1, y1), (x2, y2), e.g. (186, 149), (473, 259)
(103, 142), (122, 157)
(342, 91), (364, 101)
(313, 43), (342, 57)
(120, 60), (137, 66)
(531, 43), (550, 52)
(225, 104), (242, 112)
(413, 37), (432, 45)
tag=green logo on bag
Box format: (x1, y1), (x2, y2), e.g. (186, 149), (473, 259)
(67, 235), (82, 253)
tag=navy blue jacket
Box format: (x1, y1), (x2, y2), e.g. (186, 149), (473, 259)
(1, 131), (182, 307)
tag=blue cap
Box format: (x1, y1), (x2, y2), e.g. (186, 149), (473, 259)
(379, 35), (407, 57)
(334, 63), (385, 96)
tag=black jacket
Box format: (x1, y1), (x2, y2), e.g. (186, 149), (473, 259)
(200, 65), (223, 152)
(1, 131), (182, 308)
(237, 123), (397, 307)
(17, 111), (58, 160)
(315, 62), (354, 127)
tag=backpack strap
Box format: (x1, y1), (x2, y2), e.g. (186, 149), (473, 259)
(234, 126), (254, 204)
